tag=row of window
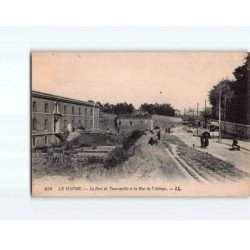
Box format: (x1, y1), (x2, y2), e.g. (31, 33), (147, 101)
(118, 120), (144, 126)
(63, 106), (92, 116)
(32, 101), (93, 115)
(63, 119), (90, 130)
(32, 118), (91, 131)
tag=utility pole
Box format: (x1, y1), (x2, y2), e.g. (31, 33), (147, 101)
(204, 99), (207, 130)
(224, 98), (226, 135)
(218, 87), (222, 143)
(188, 107), (191, 131)
(196, 102), (199, 136)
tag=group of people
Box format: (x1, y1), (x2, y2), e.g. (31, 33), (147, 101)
(148, 128), (161, 145)
(192, 134), (241, 151)
(165, 127), (171, 134)
(192, 134), (209, 149)
(157, 127), (171, 140)
(200, 134), (209, 148)
(149, 126), (242, 152)
(148, 126), (172, 145)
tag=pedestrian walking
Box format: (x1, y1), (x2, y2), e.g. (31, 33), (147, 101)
(157, 130), (161, 140)
(192, 135), (196, 148)
(200, 135), (204, 148)
(204, 137), (209, 148)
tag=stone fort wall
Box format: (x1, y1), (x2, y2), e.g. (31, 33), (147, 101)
(116, 117), (153, 132)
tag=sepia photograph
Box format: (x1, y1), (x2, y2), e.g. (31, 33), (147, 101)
(31, 52), (250, 196)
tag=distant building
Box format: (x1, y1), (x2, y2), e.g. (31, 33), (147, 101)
(116, 114), (154, 132)
(31, 91), (99, 148)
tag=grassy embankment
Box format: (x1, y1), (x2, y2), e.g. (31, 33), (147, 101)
(32, 130), (146, 181)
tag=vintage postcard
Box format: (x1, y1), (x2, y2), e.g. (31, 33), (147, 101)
(31, 52), (250, 196)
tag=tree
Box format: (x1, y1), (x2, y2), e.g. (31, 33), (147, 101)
(139, 103), (175, 116)
(208, 79), (235, 121)
(232, 53), (250, 124)
(113, 102), (135, 115)
(208, 53), (250, 124)
(100, 102), (115, 114)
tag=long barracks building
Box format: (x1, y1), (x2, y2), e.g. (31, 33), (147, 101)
(32, 91), (99, 148)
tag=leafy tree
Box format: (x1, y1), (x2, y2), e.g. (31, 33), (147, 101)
(208, 79), (235, 121)
(139, 103), (175, 116)
(98, 102), (135, 115)
(113, 102), (135, 115)
(101, 102), (115, 113)
(208, 53), (249, 124)
(232, 53), (250, 124)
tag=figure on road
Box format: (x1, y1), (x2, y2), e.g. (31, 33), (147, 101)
(232, 138), (241, 151)
(192, 135), (196, 148)
(148, 137), (154, 145)
(200, 135), (204, 148)
(157, 130), (161, 140)
(204, 137), (209, 148)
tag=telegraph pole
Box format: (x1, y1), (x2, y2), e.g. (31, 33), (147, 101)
(196, 102), (199, 136)
(218, 87), (222, 143)
(188, 107), (191, 131)
(204, 99), (207, 130)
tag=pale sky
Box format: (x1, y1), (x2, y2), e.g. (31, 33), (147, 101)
(32, 52), (246, 111)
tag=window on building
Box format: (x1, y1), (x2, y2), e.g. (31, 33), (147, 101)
(89, 108), (92, 116)
(45, 136), (48, 145)
(140, 121), (143, 125)
(72, 107), (74, 115)
(78, 120), (81, 128)
(72, 119), (74, 129)
(64, 120), (67, 130)
(85, 108), (87, 116)
(44, 103), (49, 113)
(85, 120), (87, 128)
(130, 121), (133, 126)
(79, 108), (81, 115)
(118, 121), (121, 125)
(32, 101), (37, 112)
(53, 101), (60, 114)
(64, 105), (67, 114)
(44, 119), (48, 130)
(32, 137), (36, 147)
(32, 118), (37, 131)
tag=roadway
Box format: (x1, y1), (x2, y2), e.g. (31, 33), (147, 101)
(172, 126), (250, 174)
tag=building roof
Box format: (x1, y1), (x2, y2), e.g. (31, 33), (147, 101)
(117, 114), (152, 119)
(32, 91), (98, 108)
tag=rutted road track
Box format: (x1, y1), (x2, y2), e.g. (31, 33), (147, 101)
(164, 143), (226, 182)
